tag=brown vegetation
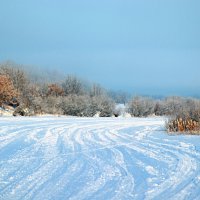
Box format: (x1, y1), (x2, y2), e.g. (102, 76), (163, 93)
(167, 118), (200, 134)
(0, 75), (18, 106)
(47, 84), (64, 97)
(165, 98), (200, 134)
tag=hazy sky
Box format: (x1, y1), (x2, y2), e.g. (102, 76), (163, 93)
(0, 0), (200, 96)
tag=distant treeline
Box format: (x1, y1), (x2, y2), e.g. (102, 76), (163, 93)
(0, 61), (199, 133)
(127, 96), (200, 133)
(0, 62), (118, 117)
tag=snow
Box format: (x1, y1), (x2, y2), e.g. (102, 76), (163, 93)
(115, 103), (125, 110)
(0, 117), (200, 200)
(0, 107), (13, 116)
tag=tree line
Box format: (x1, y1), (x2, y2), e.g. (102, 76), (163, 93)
(0, 62), (117, 117)
(127, 96), (200, 133)
(0, 61), (199, 133)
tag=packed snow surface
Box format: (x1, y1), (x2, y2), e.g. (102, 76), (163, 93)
(0, 117), (200, 200)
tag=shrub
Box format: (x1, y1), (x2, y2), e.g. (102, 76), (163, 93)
(62, 75), (84, 96)
(61, 95), (91, 117)
(0, 75), (18, 106)
(166, 118), (200, 133)
(60, 95), (115, 117)
(47, 84), (64, 97)
(92, 96), (115, 117)
(166, 98), (200, 133)
(13, 106), (30, 116)
(127, 96), (155, 117)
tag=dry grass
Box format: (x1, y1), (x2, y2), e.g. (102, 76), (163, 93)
(166, 118), (200, 135)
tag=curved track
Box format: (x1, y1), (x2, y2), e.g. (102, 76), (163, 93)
(0, 117), (200, 200)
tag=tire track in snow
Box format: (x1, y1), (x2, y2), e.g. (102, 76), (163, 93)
(0, 117), (200, 200)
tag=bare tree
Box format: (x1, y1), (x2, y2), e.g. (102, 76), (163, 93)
(108, 90), (130, 104)
(62, 75), (83, 95)
(90, 83), (105, 97)
(127, 96), (155, 117)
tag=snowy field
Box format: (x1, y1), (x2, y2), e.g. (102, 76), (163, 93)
(0, 117), (200, 200)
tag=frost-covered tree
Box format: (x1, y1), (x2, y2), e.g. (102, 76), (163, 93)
(92, 95), (115, 117)
(59, 94), (115, 117)
(108, 90), (130, 104)
(60, 95), (91, 116)
(127, 96), (155, 117)
(62, 75), (83, 96)
(90, 84), (105, 97)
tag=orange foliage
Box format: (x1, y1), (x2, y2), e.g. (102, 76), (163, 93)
(0, 75), (18, 106)
(167, 118), (200, 133)
(47, 84), (64, 97)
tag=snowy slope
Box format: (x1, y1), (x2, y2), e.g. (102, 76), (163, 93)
(0, 117), (200, 200)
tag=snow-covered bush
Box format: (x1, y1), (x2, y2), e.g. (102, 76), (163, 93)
(127, 96), (155, 117)
(60, 95), (91, 116)
(60, 95), (115, 117)
(113, 104), (126, 117)
(92, 96), (115, 117)
(62, 75), (84, 96)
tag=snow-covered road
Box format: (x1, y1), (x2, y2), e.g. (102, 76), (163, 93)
(0, 117), (200, 200)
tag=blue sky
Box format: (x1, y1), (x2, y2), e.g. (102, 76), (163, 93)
(0, 0), (200, 96)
